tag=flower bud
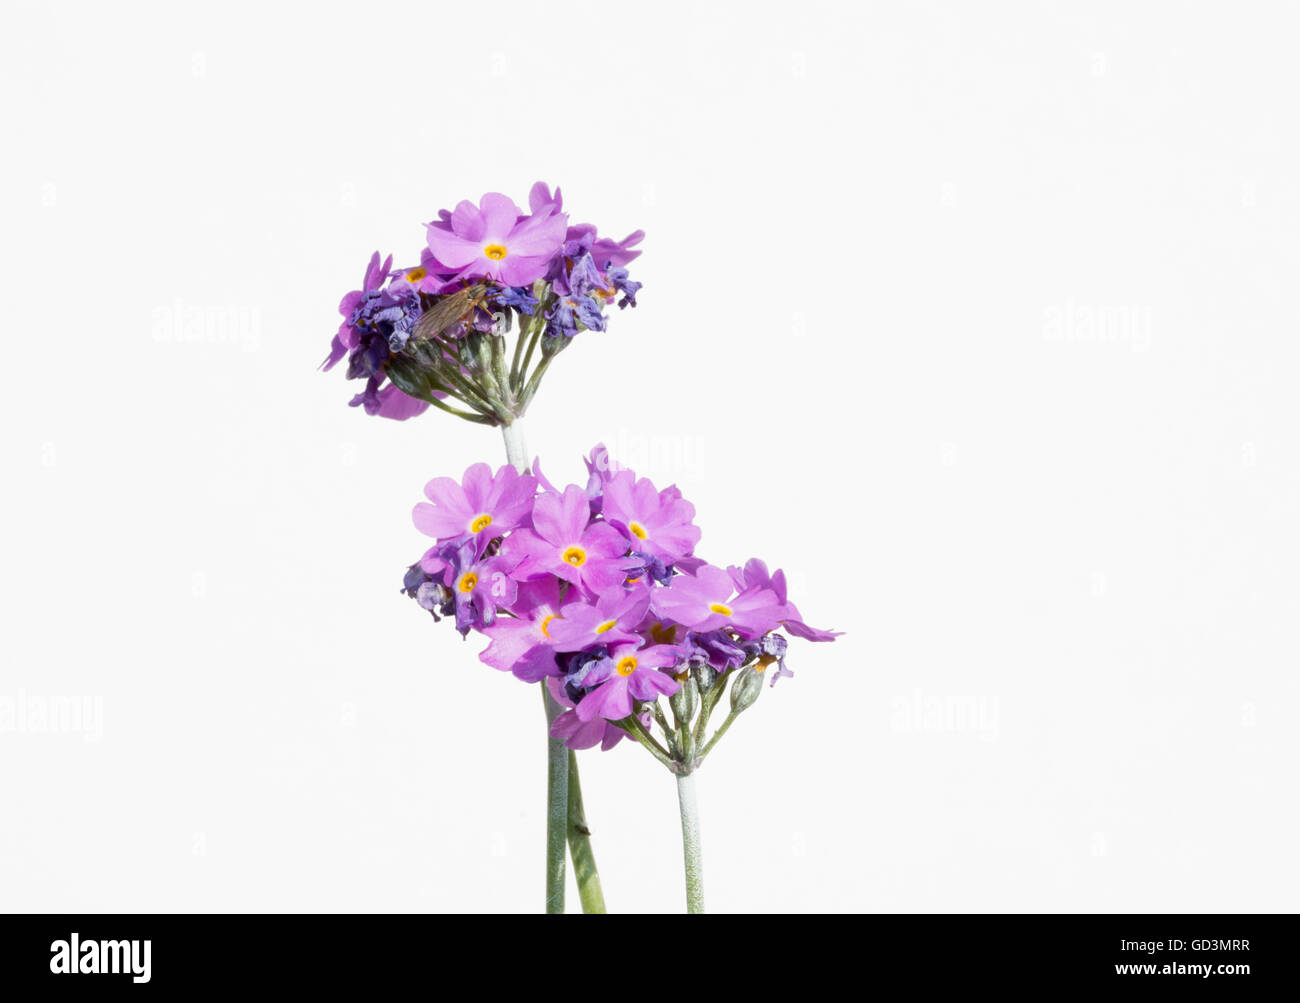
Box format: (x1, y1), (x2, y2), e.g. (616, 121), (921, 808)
(692, 664), (719, 695)
(730, 665), (763, 714)
(670, 678), (698, 728)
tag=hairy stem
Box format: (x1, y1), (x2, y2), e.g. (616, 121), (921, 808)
(567, 751), (606, 914)
(676, 773), (705, 914)
(542, 684), (568, 914)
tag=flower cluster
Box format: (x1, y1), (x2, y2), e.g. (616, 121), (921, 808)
(321, 183), (643, 426)
(402, 448), (840, 770)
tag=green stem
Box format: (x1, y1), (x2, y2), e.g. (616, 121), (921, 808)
(676, 772), (705, 914)
(433, 358), (498, 417)
(542, 684), (568, 914)
(567, 751), (607, 914)
(519, 353), (556, 413)
(416, 388), (496, 425)
(698, 709), (741, 762)
(508, 311), (533, 396)
(621, 714), (675, 770)
(652, 702), (676, 751)
(692, 672), (729, 750)
(518, 319), (542, 386)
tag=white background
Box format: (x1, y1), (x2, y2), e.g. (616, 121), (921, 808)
(2, 0), (1297, 913)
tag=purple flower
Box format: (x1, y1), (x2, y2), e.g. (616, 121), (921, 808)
(528, 181), (564, 217)
(413, 462), (538, 550)
(606, 266), (641, 309)
(322, 251), (392, 371)
(369, 384), (432, 420)
(573, 640), (681, 722)
(478, 579), (566, 681)
(508, 485), (638, 595)
(491, 284), (540, 316)
(422, 540), (520, 636)
(567, 253), (610, 296)
(582, 443), (620, 513)
(592, 230), (645, 269)
(425, 192), (567, 287)
(728, 558), (843, 642)
(543, 587), (649, 652)
(545, 290), (606, 338)
(547, 677), (645, 751)
(684, 629), (748, 672)
(651, 563), (785, 638)
(743, 631), (793, 687)
(391, 249), (457, 295)
(601, 469), (701, 565)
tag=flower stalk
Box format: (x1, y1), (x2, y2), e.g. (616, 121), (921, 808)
(542, 682), (568, 914)
(676, 772), (705, 914)
(502, 419), (606, 915)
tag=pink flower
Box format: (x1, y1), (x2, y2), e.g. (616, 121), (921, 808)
(574, 641), (680, 722)
(652, 563), (786, 638)
(414, 462), (538, 553)
(601, 469), (701, 565)
(508, 485), (639, 595)
(478, 580), (567, 682)
(425, 192), (567, 286)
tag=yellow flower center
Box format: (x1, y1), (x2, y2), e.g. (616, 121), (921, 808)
(709, 602), (733, 616)
(470, 513), (493, 534)
(483, 243), (508, 260)
(595, 619), (617, 634)
(562, 546), (587, 567)
(540, 614), (559, 638)
(616, 656), (638, 677)
(405, 267), (427, 283)
(629, 521), (648, 540)
(457, 572), (478, 594)
(756, 654), (778, 673)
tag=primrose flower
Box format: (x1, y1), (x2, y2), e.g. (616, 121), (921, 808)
(573, 640), (681, 723)
(652, 563), (785, 638)
(425, 192), (568, 287)
(508, 485), (639, 595)
(543, 588), (650, 652)
(478, 579), (566, 682)
(422, 540), (520, 636)
(413, 462), (538, 551)
(601, 469), (701, 565)
(547, 678), (644, 751)
(728, 558), (843, 643)
(392, 249), (456, 296)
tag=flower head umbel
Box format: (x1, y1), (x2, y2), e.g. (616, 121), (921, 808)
(322, 183), (644, 426)
(401, 448), (840, 775)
